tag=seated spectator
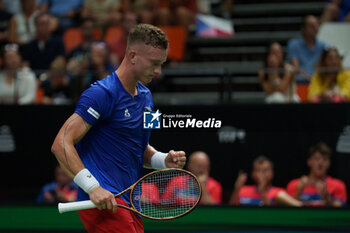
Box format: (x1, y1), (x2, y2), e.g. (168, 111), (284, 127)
(8, 0), (38, 45)
(38, 0), (83, 33)
(287, 142), (347, 207)
(229, 156), (301, 206)
(124, 0), (157, 25)
(83, 41), (115, 89)
(20, 13), (65, 76)
(109, 11), (138, 65)
(0, 43), (36, 104)
(308, 47), (350, 102)
(321, 0), (350, 23)
(124, 0), (197, 28)
(41, 57), (75, 105)
(0, 0), (13, 47)
(187, 151), (222, 205)
(66, 18), (97, 60)
(81, 0), (122, 32)
(258, 42), (300, 103)
(2, 0), (21, 15)
(156, 0), (197, 29)
(287, 15), (328, 82)
(36, 165), (78, 204)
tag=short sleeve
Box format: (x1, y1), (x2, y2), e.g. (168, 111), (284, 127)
(286, 180), (298, 197)
(75, 85), (113, 125)
(207, 178), (222, 204)
(308, 73), (323, 101)
(332, 180), (347, 204)
(286, 39), (297, 62)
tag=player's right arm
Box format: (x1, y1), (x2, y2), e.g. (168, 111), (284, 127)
(51, 113), (117, 213)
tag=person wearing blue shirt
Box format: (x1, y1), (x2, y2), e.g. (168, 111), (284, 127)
(287, 15), (328, 83)
(51, 24), (186, 233)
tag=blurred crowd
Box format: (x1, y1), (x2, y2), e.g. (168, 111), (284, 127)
(39, 142), (347, 207)
(0, 0), (349, 105)
(259, 13), (350, 104)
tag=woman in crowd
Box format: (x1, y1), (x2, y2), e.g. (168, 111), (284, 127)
(258, 42), (300, 103)
(308, 47), (350, 102)
(0, 43), (36, 104)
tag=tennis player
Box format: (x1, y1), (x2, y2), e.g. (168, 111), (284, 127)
(51, 24), (186, 233)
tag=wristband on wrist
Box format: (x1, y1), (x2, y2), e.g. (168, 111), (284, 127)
(151, 151), (167, 169)
(73, 168), (100, 194)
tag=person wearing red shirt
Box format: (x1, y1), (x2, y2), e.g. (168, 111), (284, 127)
(287, 142), (347, 207)
(187, 151), (222, 205)
(230, 156), (301, 206)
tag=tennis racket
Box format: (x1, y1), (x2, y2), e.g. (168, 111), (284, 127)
(58, 168), (202, 220)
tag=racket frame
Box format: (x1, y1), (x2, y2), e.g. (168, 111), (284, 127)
(128, 168), (202, 220)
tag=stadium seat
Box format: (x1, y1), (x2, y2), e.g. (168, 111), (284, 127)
(158, 26), (187, 62)
(104, 27), (124, 47)
(63, 28), (102, 53)
(296, 83), (309, 102)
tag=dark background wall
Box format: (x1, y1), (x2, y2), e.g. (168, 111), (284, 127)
(1, 104), (350, 203)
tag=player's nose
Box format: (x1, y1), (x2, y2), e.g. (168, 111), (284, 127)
(154, 65), (161, 76)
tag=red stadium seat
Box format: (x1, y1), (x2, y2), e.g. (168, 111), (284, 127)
(104, 27), (124, 47)
(157, 26), (187, 62)
(63, 28), (102, 53)
(296, 83), (309, 102)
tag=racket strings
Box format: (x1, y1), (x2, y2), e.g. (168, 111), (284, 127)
(132, 170), (200, 219)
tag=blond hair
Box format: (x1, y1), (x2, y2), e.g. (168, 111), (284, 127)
(127, 24), (168, 51)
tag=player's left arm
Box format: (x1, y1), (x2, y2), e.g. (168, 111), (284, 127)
(144, 144), (186, 169)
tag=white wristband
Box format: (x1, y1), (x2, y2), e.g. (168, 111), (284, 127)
(73, 168), (100, 194)
(151, 152), (167, 169)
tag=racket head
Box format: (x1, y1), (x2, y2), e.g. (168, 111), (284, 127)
(129, 168), (202, 220)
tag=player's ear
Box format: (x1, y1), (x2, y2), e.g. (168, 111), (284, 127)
(128, 49), (137, 64)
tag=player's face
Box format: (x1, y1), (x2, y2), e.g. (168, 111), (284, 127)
(133, 44), (168, 84)
(308, 152), (330, 178)
(252, 161), (273, 184)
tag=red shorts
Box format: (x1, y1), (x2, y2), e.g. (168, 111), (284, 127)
(78, 198), (143, 233)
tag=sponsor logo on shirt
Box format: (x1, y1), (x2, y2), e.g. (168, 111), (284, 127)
(124, 108), (131, 117)
(87, 107), (100, 120)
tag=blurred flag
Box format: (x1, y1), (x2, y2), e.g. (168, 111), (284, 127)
(196, 14), (234, 37)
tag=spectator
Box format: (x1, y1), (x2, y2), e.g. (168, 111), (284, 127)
(41, 57), (75, 105)
(2, 0), (21, 15)
(83, 42), (115, 89)
(36, 165), (78, 204)
(109, 11), (138, 65)
(38, 0), (84, 33)
(8, 0), (38, 45)
(124, 0), (157, 25)
(66, 18), (96, 60)
(258, 42), (300, 103)
(0, 43), (36, 104)
(0, 0), (13, 47)
(81, 0), (122, 32)
(308, 47), (350, 102)
(321, 0), (350, 23)
(287, 142), (347, 207)
(287, 15), (328, 82)
(156, 0), (197, 29)
(20, 13), (65, 76)
(229, 156), (302, 206)
(187, 151), (222, 205)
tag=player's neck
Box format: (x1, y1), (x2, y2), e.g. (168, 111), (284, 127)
(116, 65), (138, 96)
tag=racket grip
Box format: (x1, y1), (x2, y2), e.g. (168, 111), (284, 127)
(58, 200), (96, 214)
